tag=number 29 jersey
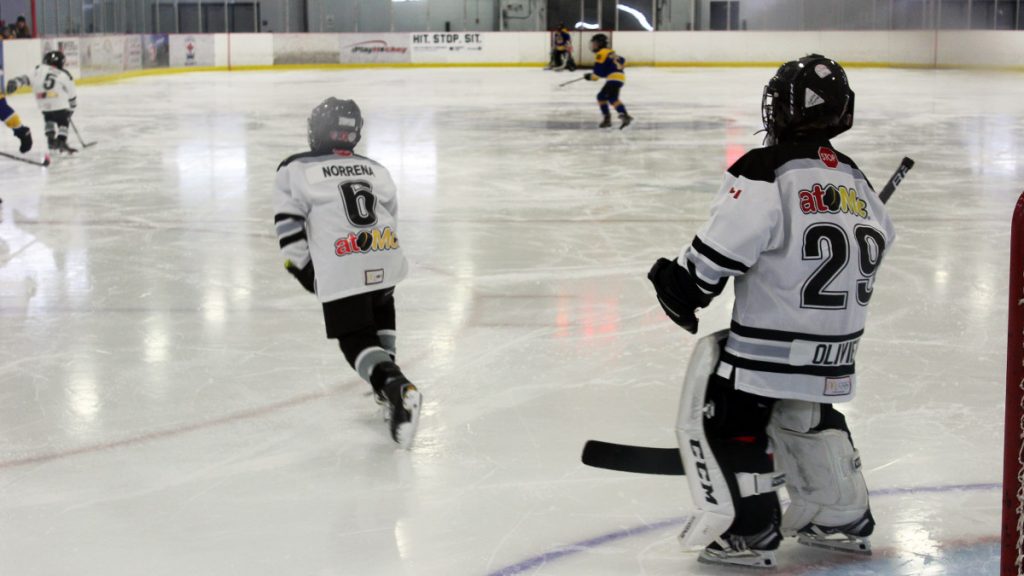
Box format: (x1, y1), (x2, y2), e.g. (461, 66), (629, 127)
(273, 151), (409, 303)
(680, 142), (896, 403)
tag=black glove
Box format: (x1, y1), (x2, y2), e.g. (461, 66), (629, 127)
(648, 257), (707, 334)
(13, 126), (31, 154)
(584, 73), (594, 81)
(5, 80), (17, 94)
(285, 259), (315, 294)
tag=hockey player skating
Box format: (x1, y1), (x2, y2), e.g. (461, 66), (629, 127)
(647, 54), (893, 568)
(7, 51), (77, 155)
(0, 91), (34, 200)
(581, 34), (632, 129)
(273, 97), (422, 449)
(0, 93), (32, 155)
(545, 24), (576, 71)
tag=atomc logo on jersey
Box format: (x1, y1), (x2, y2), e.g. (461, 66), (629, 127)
(799, 184), (869, 219)
(335, 227), (400, 257)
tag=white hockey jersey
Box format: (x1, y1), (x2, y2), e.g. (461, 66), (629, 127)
(681, 142), (895, 403)
(273, 150), (408, 303)
(27, 64), (77, 112)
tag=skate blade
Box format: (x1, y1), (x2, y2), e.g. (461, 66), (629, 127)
(394, 389), (422, 450)
(697, 550), (776, 570)
(796, 534), (871, 555)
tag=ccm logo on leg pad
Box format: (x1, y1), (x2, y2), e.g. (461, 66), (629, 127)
(690, 440), (719, 505)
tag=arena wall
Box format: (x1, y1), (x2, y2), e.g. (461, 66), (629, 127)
(2, 30), (1022, 90)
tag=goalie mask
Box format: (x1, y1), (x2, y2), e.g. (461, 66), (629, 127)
(308, 97), (363, 153)
(761, 54), (854, 145)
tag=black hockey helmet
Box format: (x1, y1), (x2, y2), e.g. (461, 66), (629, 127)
(43, 50), (66, 70)
(308, 97), (363, 153)
(590, 33), (609, 53)
(761, 54), (854, 144)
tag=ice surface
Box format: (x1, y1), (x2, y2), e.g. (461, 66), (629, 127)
(0, 66), (1019, 575)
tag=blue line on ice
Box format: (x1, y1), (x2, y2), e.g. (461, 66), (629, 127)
(486, 481), (1000, 576)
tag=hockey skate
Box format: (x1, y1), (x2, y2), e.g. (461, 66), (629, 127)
(599, 115), (612, 129)
(619, 113), (634, 130)
(383, 377), (421, 449)
(55, 138), (77, 155)
(697, 526), (781, 570)
(370, 362), (421, 447)
(793, 512), (873, 555)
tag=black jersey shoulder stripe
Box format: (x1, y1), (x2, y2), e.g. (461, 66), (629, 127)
(351, 153), (385, 169)
(277, 151), (329, 171)
(721, 351), (855, 377)
(278, 229), (308, 249)
(730, 321), (863, 343)
(728, 140), (866, 184)
(274, 213), (306, 223)
(727, 147), (778, 183)
(691, 236), (750, 273)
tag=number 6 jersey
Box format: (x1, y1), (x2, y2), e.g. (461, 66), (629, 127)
(681, 142), (895, 403)
(274, 150), (409, 302)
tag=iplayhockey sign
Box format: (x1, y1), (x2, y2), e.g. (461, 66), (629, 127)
(339, 34), (410, 64)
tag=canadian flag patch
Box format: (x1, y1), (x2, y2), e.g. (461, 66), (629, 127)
(818, 146), (839, 169)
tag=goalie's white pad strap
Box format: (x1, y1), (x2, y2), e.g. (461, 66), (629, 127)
(735, 471), (786, 497)
(676, 330), (734, 548)
(768, 401), (869, 533)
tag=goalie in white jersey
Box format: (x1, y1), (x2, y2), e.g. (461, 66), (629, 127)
(273, 98), (421, 448)
(648, 55), (895, 568)
(7, 51), (78, 154)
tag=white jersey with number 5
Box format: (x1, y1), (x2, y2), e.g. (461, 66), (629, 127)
(680, 142), (896, 403)
(273, 150), (408, 303)
(29, 64), (77, 112)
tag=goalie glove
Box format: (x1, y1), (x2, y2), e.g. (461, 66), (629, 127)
(647, 257), (711, 334)
(285, 259), (315, 294)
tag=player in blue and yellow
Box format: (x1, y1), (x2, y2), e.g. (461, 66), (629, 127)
(0, 93), (33, 154)
(547, 24), (576, 71)
(0, 91), (33, 201)
(583, 34), (633, 129)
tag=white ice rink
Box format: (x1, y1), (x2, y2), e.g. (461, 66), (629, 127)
(1, 66), (1019, 575)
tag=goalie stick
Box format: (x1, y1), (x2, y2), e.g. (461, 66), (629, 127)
(581, 157), (915, 476)
(878, 156), (914, 204)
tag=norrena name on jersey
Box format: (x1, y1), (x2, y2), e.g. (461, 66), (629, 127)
(322, 163), (375, 178)
(335, 227), (400, 257)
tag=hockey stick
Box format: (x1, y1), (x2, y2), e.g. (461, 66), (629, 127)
(582, 440), (683, 475)
(878, 156), (914, 204)
(0, 150), (50, 167)
(558, 77), (587, 88)
(580, 157), (916, 477)
(70, 120), (97, 148)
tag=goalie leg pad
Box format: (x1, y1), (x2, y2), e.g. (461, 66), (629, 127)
(768, 401), (869, 535)
(676, 330), (733, 547)
(676, 331), (784, 548)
